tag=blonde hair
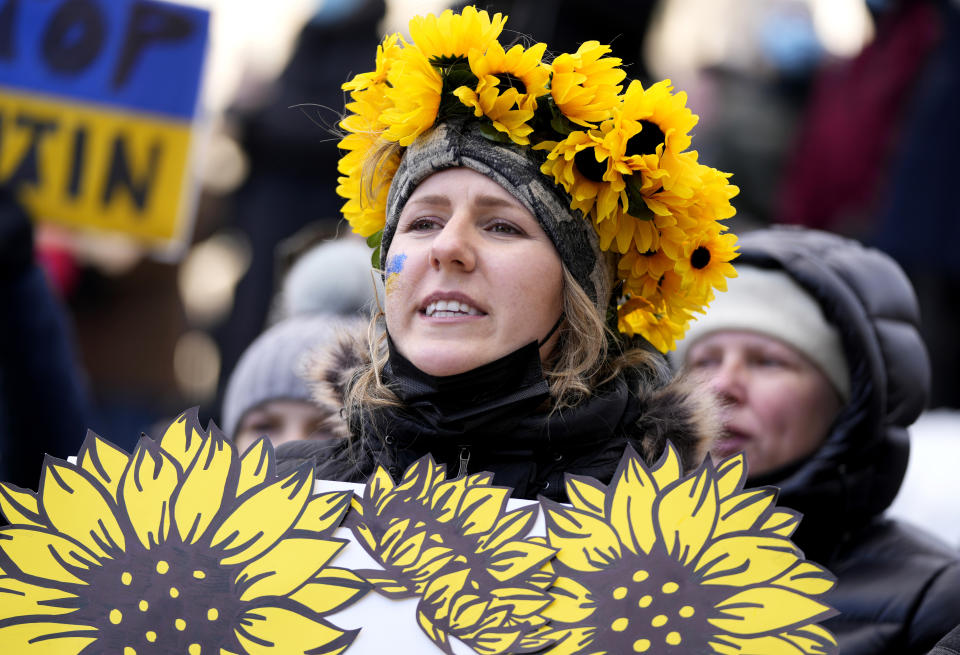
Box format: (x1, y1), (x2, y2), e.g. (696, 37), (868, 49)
(343, 266), (662, 427)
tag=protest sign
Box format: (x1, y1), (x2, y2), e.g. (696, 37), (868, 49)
(0, 0), (209, 251)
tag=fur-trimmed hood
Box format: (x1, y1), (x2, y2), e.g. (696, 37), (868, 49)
(279, 328), (718, 501)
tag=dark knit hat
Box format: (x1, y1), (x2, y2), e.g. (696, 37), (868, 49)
(381, 120), (616, 312)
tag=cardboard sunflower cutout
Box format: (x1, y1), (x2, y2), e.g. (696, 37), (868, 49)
(537, 446), (838, 654)
(0, 412), (838, 655)
(0, 410), (367, 655)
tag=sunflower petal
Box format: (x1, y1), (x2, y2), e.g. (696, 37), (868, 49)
(354, 568), (414, 598)
(715, 488), (778, 536)
(782, 623), (838, 653)
(236, 437), (275, 497)
(288, 566), (371, 614)
(486, 540), (556, 582)
(236, 537), (345, 601)
(39, 459), (125, 558)
(709, 633), (807, 655)
(0, 527), (96, 585)
(119, 438), (180, 549)
(771, 562), (836, 596)
(715, 453), (747, 498)
(174, 434), (236, 544)
(762, 510), (802, 537)
(0, 623), (96, 654)
(235, 606), (358, 655)
(563, 475), (607, 517)
(158, 408), (206, 474)
(417, 606), (452, 654)
(292, 491), (351, 536)
(697, 535), (800, 586)
(76, 431), (129, 503)
(542, 500), (622, 572)
(459, 487), (510, 535)
(650, 441), (683, 488)
(367, 466), (396, 511)
(211, 466), (313, 566)
(0, 576), (79, 618)
(0, 483), (43, 527)
(657, 464), (719, 567)
(477, 505), (538, 552)
(711, 587), (834, 635)
(608, 451), (658, 555)
(542, 576), (594, 623)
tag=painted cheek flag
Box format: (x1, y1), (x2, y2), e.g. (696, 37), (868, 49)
(0, 0), (209, 252)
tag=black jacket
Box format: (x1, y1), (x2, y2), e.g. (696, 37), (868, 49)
(736, 227), (960, 655)
(279, 329), (713, 503)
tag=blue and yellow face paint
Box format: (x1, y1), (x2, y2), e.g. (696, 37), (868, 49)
(385, 253), (407, 296)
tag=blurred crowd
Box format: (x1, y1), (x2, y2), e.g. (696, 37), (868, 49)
(2, 0), (959, 526)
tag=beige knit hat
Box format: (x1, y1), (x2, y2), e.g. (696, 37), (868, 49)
(673, 266), (850, 401)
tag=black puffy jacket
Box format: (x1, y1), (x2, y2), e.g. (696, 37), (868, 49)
(735, 227), (960, 655)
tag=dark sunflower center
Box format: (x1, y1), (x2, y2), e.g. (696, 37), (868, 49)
(577, 550), (724, 653)
(574, 148), (608, 183)
(691, 246), (711, 270)
(625, 120), (666, 158)
(73, 542), (245, 654)
(493, 72), (526, 93)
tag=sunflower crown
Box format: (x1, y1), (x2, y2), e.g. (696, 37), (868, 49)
(337, 5), (740, 352)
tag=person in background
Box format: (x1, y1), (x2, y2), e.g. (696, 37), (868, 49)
(221, 237), (375, 452)
(0, 186), (89, 490)
(221, 314), (365, 452)
(673, 225), (960, 655)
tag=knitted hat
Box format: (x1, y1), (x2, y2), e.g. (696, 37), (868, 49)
(673, 266), (850, 401)
(334, 6), (741, 352)
(382, 120), (615, 311)
(282, 237), (380, 318)
(221, 315), (354, 439)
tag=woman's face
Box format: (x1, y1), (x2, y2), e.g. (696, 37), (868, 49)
(684, 331), (843, 477)
(384, 167), (564, 377)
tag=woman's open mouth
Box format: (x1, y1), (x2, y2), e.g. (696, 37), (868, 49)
(423, 300), (483, 318)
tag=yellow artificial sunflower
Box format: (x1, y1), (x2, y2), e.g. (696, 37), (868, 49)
(460, 40), (550, 109)
(350, 456), (557, 654)
(617, 293), (691, 354)
(613, 79), (698, 163)
(407, 5), (506, 61)
(381, 45), (444, 146)
(538, 131), (624, 221)
(454, 84), (537, 145)
(672, 226), (740, 300)
(538, 445), (838, 655)
(0, 411), (367, 655)
(342, 32), (402, 97)
(550, 41), (626, 127)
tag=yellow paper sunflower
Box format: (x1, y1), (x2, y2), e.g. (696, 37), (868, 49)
(550, 41), (626, 128)
(537, 445), (838, 655)
(0, 410), (367, 655)
(349, 456), (558, 654)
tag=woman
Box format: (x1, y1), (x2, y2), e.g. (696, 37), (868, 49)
(281, 6), (739, 500)
(673, 226), (960, 655)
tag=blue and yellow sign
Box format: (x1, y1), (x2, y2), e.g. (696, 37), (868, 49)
(0, 0), (209, 250)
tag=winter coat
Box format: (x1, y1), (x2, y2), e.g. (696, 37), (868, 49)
(928, 624), (960, 655)
(735, 226), (960, 655)
(278, 329), (714, 503)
